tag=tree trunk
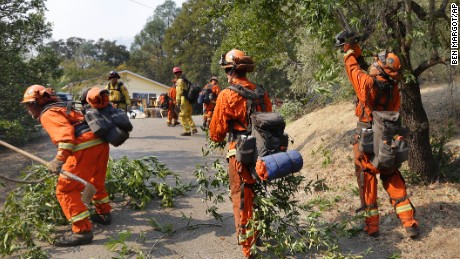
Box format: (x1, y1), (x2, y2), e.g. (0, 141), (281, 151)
(399, 79), (438, 182)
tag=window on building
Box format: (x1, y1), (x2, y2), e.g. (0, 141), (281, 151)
(133, 93), (157, 106)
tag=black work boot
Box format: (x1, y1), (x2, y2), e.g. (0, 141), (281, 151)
(90, 212), (112, 225)
(405, 226), (419, 239)
(54, 231), (93, 247)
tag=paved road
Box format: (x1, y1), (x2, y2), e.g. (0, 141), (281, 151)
(44, 116), (243, 259)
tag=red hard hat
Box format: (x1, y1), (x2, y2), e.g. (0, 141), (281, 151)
(172, 67), (182, 74)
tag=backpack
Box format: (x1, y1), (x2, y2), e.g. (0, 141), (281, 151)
(365, 111), (408, 170)
(79, 88), (133, 147)
(197, 84), (214, 105)
(84, 105), (133, 147)
(182, 76), (201, 103)
(228, 85), (302, 181)
(159, 93), (170, 110)
(40, 100), (132, 147)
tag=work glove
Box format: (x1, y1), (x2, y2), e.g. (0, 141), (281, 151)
(47, 158), (65, 175)
(343, 43), (362, 57)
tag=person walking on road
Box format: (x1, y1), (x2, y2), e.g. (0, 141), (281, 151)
(209, 49), (272, 258)
(167, 79), (180, 127)
(21, 85), (112, 247)
(200, 76), (220, 131)
(105, 71), (131, 111)
(338, 32), (419, 238)
(173, 66), (197, 136)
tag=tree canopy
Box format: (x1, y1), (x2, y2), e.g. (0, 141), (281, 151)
(0, 0), (60, 144)
(1, 0), (457, 180)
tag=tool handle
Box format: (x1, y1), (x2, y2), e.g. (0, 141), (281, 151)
(0, 139), (88, 185)
(0, 139), (49, 165)
(60, 170), (88, 185)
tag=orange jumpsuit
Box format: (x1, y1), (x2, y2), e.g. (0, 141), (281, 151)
(209, 77), (272, 257)
(167, 86), (178, 125)
(202, 83), (221, 128)
(40, 106), (111, 233)
(344, 44), (418, 235)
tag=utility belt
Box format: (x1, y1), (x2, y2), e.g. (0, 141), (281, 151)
(73, 122), (91, 138)
(356, 111), (409, 170)
(228, 130), (248, 142)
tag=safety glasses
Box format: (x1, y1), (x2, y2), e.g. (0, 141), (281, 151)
(377, 50), (388, 65)
(219, 53), (228, 66)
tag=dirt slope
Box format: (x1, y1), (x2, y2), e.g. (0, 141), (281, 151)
(285, 83), (460, 258)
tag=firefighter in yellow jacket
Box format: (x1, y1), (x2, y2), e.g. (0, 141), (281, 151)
(173, 66), (197, 136)
(105, 71), (131, 111)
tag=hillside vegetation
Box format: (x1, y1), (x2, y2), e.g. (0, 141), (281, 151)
(285, 82), (460, 258)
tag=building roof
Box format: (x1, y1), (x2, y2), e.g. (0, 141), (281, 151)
(62, 70), (170, 91)
(118, 70), (170, 90)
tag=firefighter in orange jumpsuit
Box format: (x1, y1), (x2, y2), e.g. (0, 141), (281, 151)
(209, 49), (272, 258)
(167, 79), (179, 127)
(173, 66), (197, 136)
(339, 34), (419, 238)
(200, 76), (221, 131)
(21, 85), (111, 246)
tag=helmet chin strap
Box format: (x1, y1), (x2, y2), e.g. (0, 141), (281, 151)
(226, 66), (236, 84)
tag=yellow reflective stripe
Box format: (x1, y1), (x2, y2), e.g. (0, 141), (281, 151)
(58, 142), (75, 151)
(366, 209), (379, 217)
(396, 204), (413, 214)
(227, 149), (236, 158)
(73, 138), (105, 152)
(93, 196), (110, 204)
(70, 210), (90, 223)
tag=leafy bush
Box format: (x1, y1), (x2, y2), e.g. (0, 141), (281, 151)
(0, 156), (188, 257)
(0, 166), (62, 257)
(276, 101), (305, 123)
(430, 121), (458, 182)
(196, 141), (358, 257)
(0, 120), (29, 145)
(106, 156), (191, 209)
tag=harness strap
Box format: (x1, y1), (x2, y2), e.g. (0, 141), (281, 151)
(41, 102), (91, 138)
(239, 183), (255, 211)
(108, 82), (126, 104)
(373, 79), (393, 111)
(227, 85), (266, 137)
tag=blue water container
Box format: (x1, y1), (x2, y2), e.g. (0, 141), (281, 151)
(260, 150), (303, 181)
